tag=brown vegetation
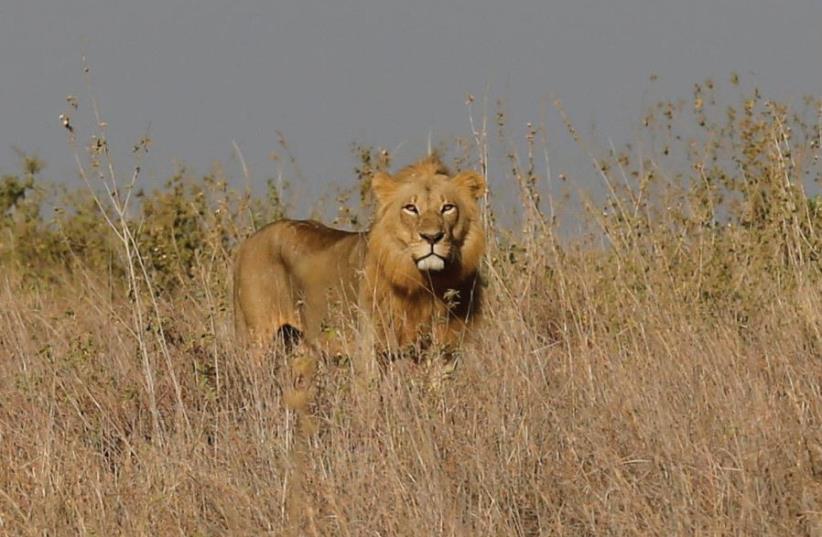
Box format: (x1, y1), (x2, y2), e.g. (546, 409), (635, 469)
(0, 81), (820, 535)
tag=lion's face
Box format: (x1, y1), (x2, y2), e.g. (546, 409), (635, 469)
(387, 178), (469, 272)
(368, 158), (486, 290)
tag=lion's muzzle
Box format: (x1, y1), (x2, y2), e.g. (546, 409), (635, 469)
(415, 253), (446, 272)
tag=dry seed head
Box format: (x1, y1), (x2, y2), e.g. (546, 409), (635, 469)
(59, 113), (73, 133)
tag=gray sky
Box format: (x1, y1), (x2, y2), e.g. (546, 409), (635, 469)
(1, 0), (821, 205)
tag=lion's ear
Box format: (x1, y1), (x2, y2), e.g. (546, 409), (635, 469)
(452, 170), (486, 199)
(371, 171), (399, 205)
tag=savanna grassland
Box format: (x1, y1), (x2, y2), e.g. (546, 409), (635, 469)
(1, 81), (821, 536)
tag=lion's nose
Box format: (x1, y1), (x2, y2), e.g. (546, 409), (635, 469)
(419, 230), (445, 245)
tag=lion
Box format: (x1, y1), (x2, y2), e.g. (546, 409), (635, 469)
(232, 155), (486, 365)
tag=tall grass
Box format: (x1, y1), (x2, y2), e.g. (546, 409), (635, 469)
(0, 80), (820, 536)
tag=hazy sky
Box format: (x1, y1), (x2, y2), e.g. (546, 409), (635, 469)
(1, 0), (821, 201)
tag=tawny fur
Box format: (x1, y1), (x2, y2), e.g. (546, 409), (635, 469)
(233, 155), (486, 356)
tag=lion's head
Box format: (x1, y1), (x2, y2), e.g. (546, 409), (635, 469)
(367, 156), (486, 292)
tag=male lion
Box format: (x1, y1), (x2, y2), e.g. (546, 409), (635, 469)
(233, 155), (486, 363)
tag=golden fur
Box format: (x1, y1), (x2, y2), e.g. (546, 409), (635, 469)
(233, 155), (486, 357)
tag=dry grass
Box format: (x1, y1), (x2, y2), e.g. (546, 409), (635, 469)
(0, 80), (820, 535)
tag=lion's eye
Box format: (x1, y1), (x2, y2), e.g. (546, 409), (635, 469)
(402, 204), (419, 215)
(441, 203), (456, 214)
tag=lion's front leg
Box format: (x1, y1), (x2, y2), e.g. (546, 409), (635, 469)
(422, 316), (470, 388)
(352, 306), (379, 388)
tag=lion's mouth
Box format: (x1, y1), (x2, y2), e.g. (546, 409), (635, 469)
(415, 253), (446, 272)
